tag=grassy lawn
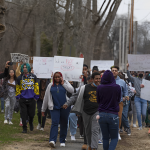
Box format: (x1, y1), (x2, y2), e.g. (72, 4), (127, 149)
(0, 102), (39, 146)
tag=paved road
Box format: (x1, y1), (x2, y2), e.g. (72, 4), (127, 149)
(53, 129), (103, 150)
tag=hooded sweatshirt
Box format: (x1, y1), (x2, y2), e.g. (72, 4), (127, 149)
(97, 70), (121, 115)
(16, 73), (39, 100)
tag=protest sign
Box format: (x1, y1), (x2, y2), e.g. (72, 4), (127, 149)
(33, 57), (54, 78)
(53, 56), (84, 82)
(128, 54), (150, 71)
(11, 53), (21, 62)
(11, 53), (29, 63)
(90, 60), (114, 71)
(141, 79), (150, 101)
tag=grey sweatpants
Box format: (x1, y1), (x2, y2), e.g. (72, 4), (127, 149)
(128, 101), (137, 125)
(5, 95), (16, 121)
(82, 111), (100, 149)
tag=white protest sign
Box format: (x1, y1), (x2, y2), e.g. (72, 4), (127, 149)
(11, 53), (29, 63)
(33, 57), (54, 78)
(141, 79), (150, 101)
(90, 60), (114, 71)
(11, 53), (21, 62)
(53, 56), (84, 82)
(128, 54), (150, 71)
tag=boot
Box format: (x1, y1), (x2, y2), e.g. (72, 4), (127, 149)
(22, 126), (27, 133)
(30, 123), (34, 131)
(82, 144), (88, 150)
(29, 117), (34, 131)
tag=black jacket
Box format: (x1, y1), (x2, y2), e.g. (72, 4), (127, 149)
(0, 68), (9, 79)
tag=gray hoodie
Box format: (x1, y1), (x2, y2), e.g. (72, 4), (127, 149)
(127, 70), (142, 97)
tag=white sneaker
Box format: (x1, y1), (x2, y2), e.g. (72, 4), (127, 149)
(37, 123), (41, 130)
(40, 128), (44, 131)
(4, 120), (8, 124)
(133, 124), (137, 128)
(71, 135), (76, 141)
(60, 143), (65, 147)
(80, 135), (84, 139)
(49, 141), (55, 148)
(138, 127), (142, 130)
(1, 110), (4, 113)
(9, 121), (13, 125)
(118, 133), (121, 140)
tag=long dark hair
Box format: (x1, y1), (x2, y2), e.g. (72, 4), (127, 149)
(5, 69), (17, 81)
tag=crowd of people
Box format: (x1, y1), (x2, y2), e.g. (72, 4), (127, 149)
(0, 61), (150, 150)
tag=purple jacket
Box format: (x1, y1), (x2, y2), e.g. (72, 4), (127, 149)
(97, 70), (121, 115)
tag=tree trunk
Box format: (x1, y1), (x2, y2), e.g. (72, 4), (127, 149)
(0, 0), (6, 41)
(93, 0), (122, 60)
(92, 0), (97, 21)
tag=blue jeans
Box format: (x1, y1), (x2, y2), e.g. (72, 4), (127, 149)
(122, 103), (130, 128)
(0, 97), (4, 110)
(50, 107), (71, 143)
(68, 113), (78, 136)
(99, 112), (119, 150)
(134, 96), (147, 127)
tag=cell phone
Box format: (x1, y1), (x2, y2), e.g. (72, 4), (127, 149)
(8, 62), (13, 66)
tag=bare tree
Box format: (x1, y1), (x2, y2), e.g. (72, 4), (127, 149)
(0, 0), (6, 41)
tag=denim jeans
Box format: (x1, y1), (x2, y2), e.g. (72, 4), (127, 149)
(134, 96), (147, 127)
(122, 102), (130, 128)
(68, 113), (78, 136)
(99, 112), (119, 150)
(0, 97), (4, 110)
(50, 107), (71, 143)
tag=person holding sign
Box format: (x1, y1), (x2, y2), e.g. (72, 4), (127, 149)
(0, 61), (10, 80)
(16, 63), (39, 133)
(41, 71), (74, 148)
(127, 63), (147, 130)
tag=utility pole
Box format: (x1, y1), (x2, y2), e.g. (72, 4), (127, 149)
(119, 20), (122, 71)
(134, 21), (137, 54)
(129, 0), (134, 54)
(125, 4), (130, 72)
(122, 20), (125, 71)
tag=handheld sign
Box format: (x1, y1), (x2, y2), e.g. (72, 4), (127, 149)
(33, 57), (54, 78)
(128, 54), (150, 71)
(90, 60), (114, 71)
(53, 56), (84, 82)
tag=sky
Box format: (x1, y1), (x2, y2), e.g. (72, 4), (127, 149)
(98, 0), (150, 23)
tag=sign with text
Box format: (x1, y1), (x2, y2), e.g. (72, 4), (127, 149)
(11, 53), (29, 63)
(33, 57), (54, 78)
(90, 60), (114, 71)
(128, 54), (150, 71)
(141, 79), (150, 101)
(53, 56), (84, 82)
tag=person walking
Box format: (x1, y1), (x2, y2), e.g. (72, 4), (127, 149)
(0, 61), (10, 112)
(127, 63), (147, 130)
(63, 72), (101, 150)
(111, 66), (129, 140)
(3, 70), (17, 124)
(97, 70), (121, 150)
(0, 79), (4, 112)
(41, 71), (74, 148)
(36, 79), (50, 131)
(16, 63), (39, 133)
